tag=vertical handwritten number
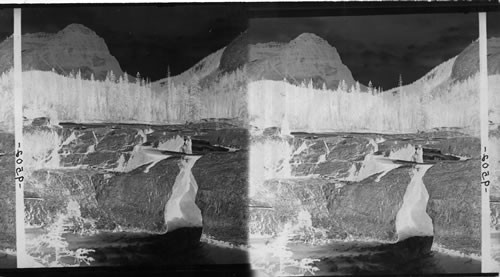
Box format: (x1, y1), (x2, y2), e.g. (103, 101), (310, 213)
(482, 153), (489, 162)
(481, 146), (490, 191)
(482, 171), (490, 180)
(15, 143), (24, 189)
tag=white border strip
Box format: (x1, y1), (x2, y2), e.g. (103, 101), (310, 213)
(13, 8), (26, 268)
(479, 12), (491, 273)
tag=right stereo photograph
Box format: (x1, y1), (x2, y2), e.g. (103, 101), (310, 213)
(246, 11), (488, 276)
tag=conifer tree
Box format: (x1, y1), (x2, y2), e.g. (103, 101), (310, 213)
(136, 72), (141, 85)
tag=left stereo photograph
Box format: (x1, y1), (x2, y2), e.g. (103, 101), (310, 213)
(0, 7), (16, 268)
(17, 5), (250, 269)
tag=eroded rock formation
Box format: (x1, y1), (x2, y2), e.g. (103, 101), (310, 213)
(0, 24), (123, 80)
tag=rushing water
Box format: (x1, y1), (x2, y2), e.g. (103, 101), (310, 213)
(286, 241), (479, 275)
(248, 130), (478, 276)
(25, 227), (250, 268)
(23, 226), (479, 275)
(395, 165), (434, 241)
(164, 156), (203, 232)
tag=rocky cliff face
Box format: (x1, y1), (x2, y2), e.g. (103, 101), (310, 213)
(219, 32), (359, 89)
(0, 24), (123, 80)
(22, 119), (481, 257)
(249, 130), (480, 255)
(24, 120), (249, 244)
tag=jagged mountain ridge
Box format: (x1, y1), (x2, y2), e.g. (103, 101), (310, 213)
(0, 24), (124, 80)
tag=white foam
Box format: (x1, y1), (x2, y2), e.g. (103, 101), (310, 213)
(112, 145), (169, 173)
(200, 234), (249, 251)
(164, 156), (203, 232)
(432, 243), (481, 261)
(395, 165), (434, 241)
(249, 138), (293, 198)
(157, 135), (185, 151)
(344, 154), (401, 182)
(112, 135), (184, 173)
(388, 143), (416, 160)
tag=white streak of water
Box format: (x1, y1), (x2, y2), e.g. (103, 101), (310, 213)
(164, 156), (203, 232)
(395, 164), (434, 241)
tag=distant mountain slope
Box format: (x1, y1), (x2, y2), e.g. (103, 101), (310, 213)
(0, 24), (123, 80)
(153, 47), (225, 89)
(385, 56), (457, 96)
(387, 37), (500, 97)
(452, 37), (500, 81)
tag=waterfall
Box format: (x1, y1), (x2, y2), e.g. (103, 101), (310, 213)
(395, 164), (434, 241)
(164, 156), (203, 233)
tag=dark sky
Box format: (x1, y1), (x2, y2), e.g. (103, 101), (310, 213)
(1, 5), (499, 89)
(0, 8), (12, 42)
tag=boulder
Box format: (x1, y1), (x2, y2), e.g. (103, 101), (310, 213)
(292, 136), (374, 177)
(424, 159), (481, 255)
(94, 158), (181, 232)
(194, 151), (249, 245)
(24, 168), (113, 230)
(249, 167), (409, 241)
(325, 167), (409, 241)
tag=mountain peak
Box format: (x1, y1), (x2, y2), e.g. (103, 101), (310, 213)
(59, 23), (96, 35)
(218, 31), (358, 89)
(0, 23), (123, 80)
(291, 32), (327, 44)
